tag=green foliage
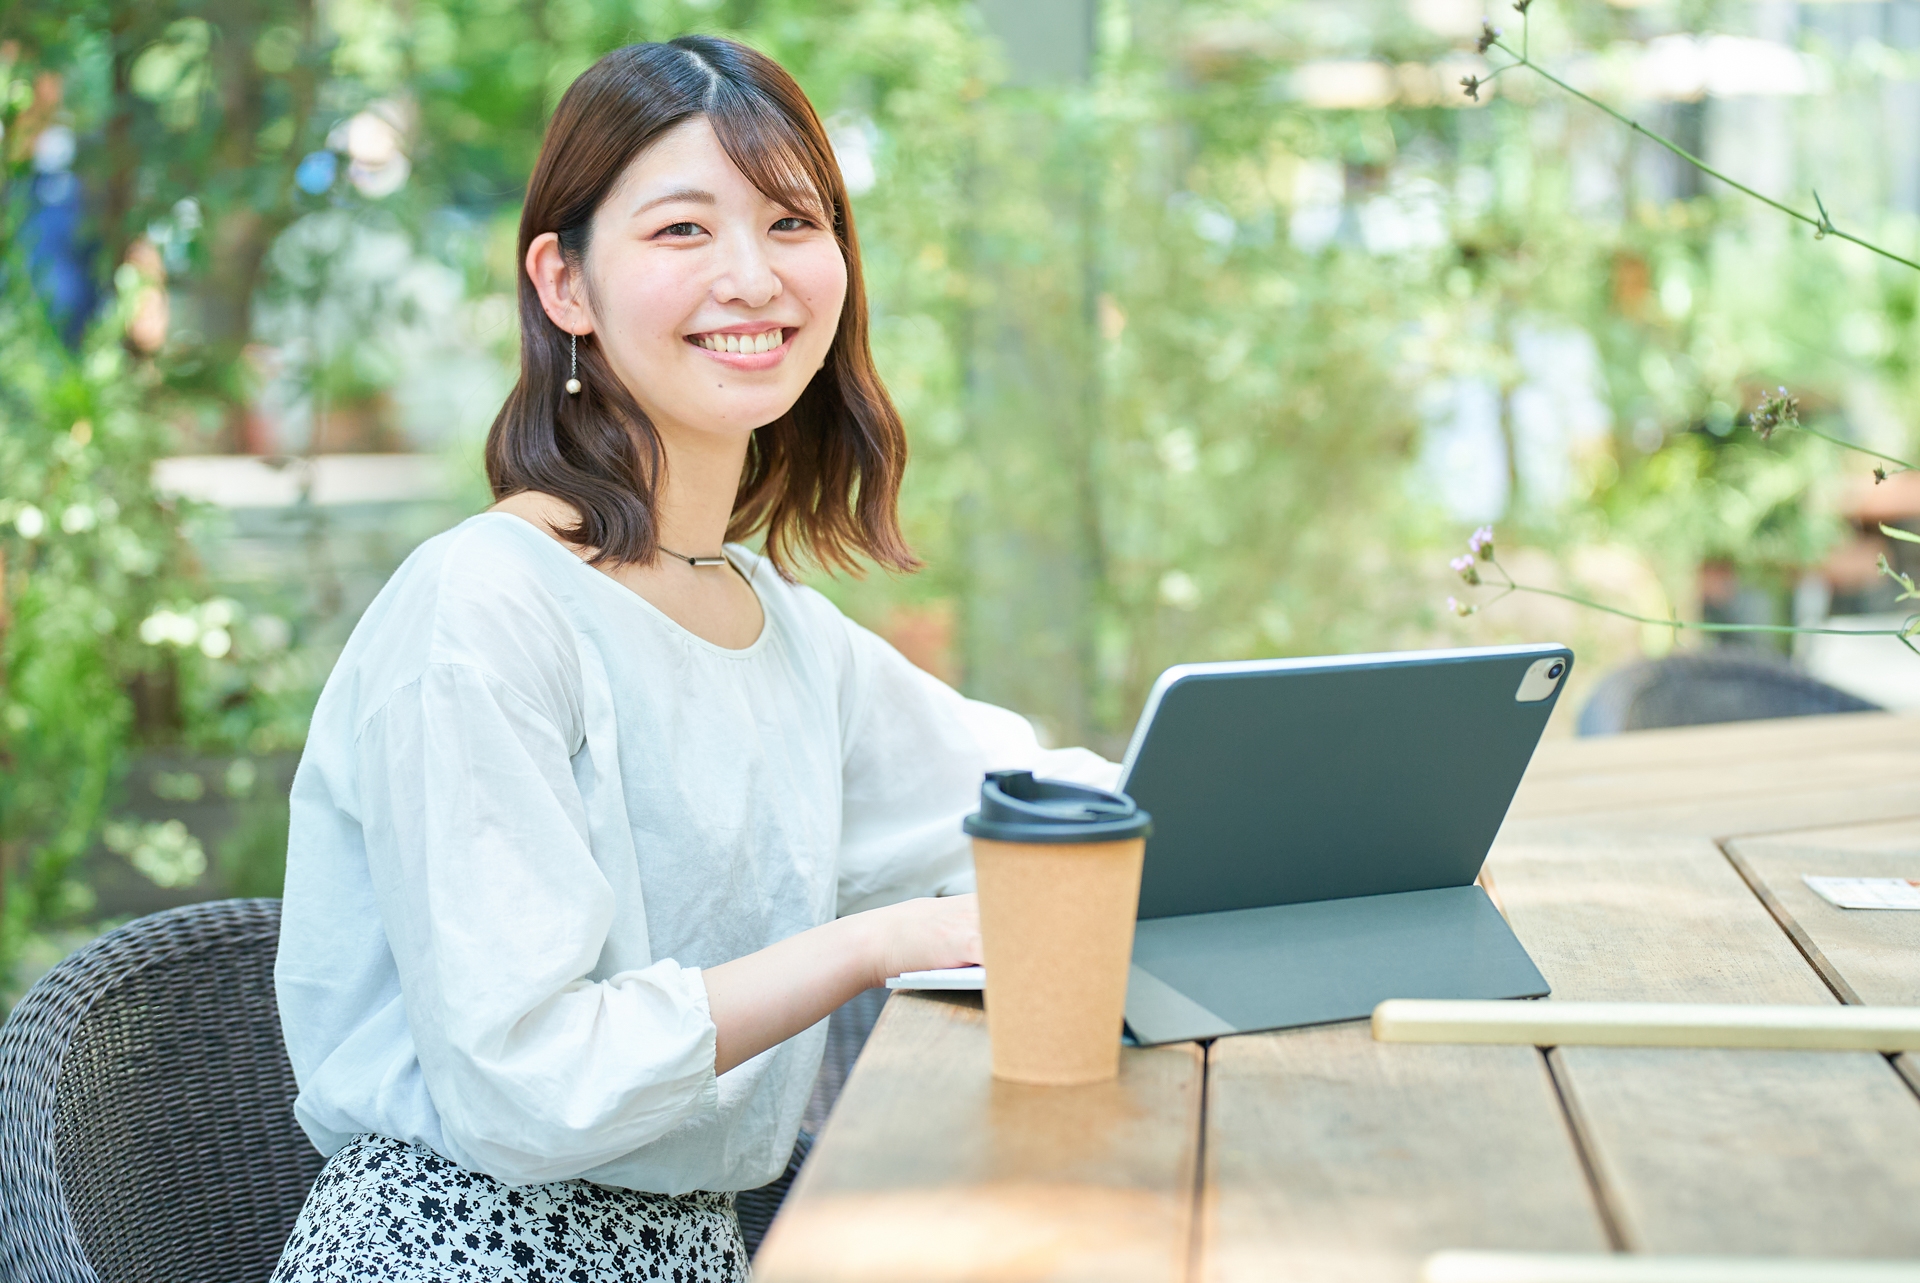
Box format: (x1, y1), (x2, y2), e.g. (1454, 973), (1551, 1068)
(0, 53), (315, 977)
(1604, 430), (1837, 575)
(0, 273), (308, 974)
(5, 0), (334, 422)
(1089, 41), (1461, 709)
(0, 262), (181, 949)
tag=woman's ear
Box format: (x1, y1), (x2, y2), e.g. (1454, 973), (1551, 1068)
(526, 232), (593, 336)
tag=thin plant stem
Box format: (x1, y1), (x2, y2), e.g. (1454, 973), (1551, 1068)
(1787, 423), (1916, 473)
(1476, 558), (1920, 652)
(1485, 33), (1920, 275)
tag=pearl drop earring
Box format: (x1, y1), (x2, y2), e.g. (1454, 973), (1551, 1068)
(565, 333), (582, 396)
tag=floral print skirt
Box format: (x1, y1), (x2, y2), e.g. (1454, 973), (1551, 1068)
(271, 1133), (749, 1283)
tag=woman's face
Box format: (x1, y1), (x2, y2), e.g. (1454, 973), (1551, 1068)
(563, 116), (848, 442)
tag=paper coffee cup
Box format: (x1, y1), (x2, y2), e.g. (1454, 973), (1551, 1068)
(964, 771), (1153, 1086)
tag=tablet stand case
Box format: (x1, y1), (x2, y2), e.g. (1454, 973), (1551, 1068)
(1117, 646), (1563, 1046)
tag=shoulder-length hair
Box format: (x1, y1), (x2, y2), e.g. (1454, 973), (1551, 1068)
(485, 35), (917, 579)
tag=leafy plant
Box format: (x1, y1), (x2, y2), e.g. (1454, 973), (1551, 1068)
(1441, 1), (1920, 648)
(0, 44), (315, 984)
(0, 254), (185, 955)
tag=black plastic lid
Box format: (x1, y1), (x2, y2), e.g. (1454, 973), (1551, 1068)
(962, 770), (1153, 844)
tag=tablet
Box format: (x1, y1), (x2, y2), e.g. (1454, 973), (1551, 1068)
(1117, 643), (1572, 919)
(1114, 643), (1568, 1042)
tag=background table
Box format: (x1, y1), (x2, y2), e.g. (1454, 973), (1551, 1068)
(753, 712), (1920, 1282)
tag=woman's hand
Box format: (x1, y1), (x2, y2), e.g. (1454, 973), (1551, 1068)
(700, 893), (982, 1075)
(861, 893), (981, 988)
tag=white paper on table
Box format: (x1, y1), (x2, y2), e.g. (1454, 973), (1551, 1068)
(1802, 875), (1920, 911)
(886, 965), (985, 990)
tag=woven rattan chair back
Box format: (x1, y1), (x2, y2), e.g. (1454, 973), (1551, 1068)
(1577, 651), (1881, 736)
(0, 899), (323, 1283)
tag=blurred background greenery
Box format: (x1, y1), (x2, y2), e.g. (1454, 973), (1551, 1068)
(4, 0), (1918, 1003)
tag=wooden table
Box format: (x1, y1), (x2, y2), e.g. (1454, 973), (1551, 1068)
(753, 712), (1920, 1282)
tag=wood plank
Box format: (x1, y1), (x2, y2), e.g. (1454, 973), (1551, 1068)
(1507, 749), (1920, 824)
(1484, 834), (1845, 1005)
(1519, 712), (1920, 782)
(1499, 774), (1920, 843)
(1486, 832), (1920, 1255)
(753, 990), (1203, 1283)
(1203, 1025), (1610, 1283)
(1724, 820), (1920, 1102)
(1546, 1046), (1920, 1255)
(1725, 820), (1920, 1007)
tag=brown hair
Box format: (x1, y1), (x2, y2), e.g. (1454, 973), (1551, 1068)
(485, 36), (917, 578)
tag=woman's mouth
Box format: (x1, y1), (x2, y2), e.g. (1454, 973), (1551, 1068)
(688, 327), (790, 358)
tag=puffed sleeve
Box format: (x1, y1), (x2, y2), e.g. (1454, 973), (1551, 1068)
(832, 614), (1121, 916)
(355, 661), (719, 1186)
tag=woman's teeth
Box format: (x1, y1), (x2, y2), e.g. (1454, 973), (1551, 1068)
(694, 330), (784, 355)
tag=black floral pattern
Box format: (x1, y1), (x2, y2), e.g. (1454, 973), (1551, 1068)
(272, 1133), (748, 1282)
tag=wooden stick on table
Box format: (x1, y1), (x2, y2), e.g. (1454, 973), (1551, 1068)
(1422, 1251), (1920, 1283)
(1372, 1000), (1920, 1051)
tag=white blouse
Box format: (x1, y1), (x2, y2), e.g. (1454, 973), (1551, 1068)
(275, 512), (1116, 1194)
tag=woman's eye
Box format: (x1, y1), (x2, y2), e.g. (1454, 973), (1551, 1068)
(660, 222), (704, 237)
(771, 216), (813, 232)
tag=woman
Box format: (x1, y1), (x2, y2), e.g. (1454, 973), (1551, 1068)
(271, 34), (1114, 1283)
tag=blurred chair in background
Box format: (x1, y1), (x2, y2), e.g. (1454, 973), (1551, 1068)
(1576, 651), (1882, 737)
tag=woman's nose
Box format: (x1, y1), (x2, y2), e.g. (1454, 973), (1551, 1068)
(712, 233), (781, 309)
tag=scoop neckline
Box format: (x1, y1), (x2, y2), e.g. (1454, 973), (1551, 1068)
(478, 511), (773, 660)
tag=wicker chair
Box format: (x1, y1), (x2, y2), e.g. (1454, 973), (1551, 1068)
(0, 898), (889, 1273)
(1577, 651), (1881, 736)
(0, 899), (322, 1283)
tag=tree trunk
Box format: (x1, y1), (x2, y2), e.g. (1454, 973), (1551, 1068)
(959, 0), (1105, 747)
(99, 5), (142, 272)
(196, 0), (317, 444)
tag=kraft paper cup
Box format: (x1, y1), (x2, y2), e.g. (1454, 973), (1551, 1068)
(963, 771), (1153, 1086)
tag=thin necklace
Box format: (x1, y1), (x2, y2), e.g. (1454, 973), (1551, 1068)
(659, 544), (730, 568)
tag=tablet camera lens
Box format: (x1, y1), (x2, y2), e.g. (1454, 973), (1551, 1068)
(1548, 661), (1565, 679)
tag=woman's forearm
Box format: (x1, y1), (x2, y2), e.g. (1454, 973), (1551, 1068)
(701, 914), (882, 1075)
(700, 893), (981, 1075)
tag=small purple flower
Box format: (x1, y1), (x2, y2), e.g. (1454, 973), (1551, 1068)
(1460, 74), (1483, 102)
(1450, 554), (1482, 586)
(1447, 595), (1477, 618)
(1750, 386), (1799, 440)
(1468, 525), (1495, 560)
(1477, 20), (1502, 54)
(1875, 465), (1889, 484)
(1512, 0), (1533, 13)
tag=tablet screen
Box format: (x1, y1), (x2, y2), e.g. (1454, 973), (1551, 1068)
(1118, 644), (1571, 919)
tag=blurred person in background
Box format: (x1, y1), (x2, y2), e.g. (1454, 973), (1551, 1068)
(270, 35), (1115, 1283)
(16, 72), (100, 348)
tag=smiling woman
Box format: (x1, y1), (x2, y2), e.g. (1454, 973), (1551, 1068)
(487, 36), (913, 580)
(268, 33), (1121, 1283)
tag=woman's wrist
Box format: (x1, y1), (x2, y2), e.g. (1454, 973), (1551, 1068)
(830, 905), (894, 992)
